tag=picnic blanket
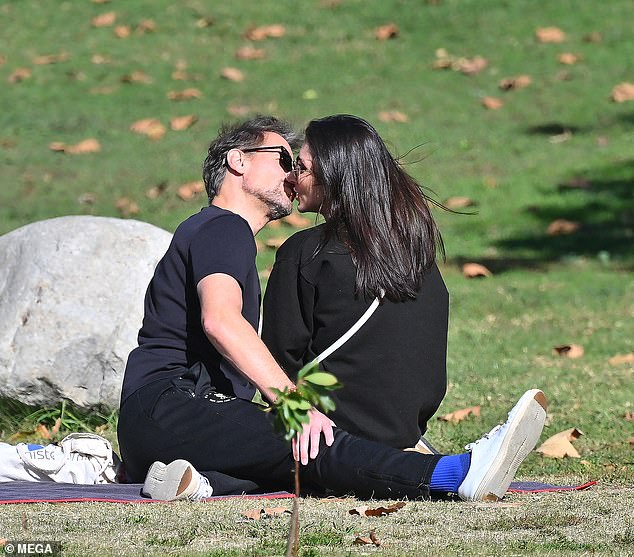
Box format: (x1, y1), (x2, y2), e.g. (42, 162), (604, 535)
(0, 480), (596, 504)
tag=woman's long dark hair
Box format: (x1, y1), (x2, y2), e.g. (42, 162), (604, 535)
(305, 114), (444, 302)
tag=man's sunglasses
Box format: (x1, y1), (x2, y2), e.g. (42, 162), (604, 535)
(241, 145), (295, 174)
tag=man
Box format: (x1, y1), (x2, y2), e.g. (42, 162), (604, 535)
(118, 115), (547, 502)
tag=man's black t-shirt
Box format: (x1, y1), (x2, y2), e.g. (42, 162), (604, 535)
(262, 225), (449, 449)
(120, 206), (260, 404)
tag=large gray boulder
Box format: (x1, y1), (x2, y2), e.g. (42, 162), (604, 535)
(0, 216), (172, 409)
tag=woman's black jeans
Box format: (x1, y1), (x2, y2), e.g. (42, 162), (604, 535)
(118, 364), (442, 498)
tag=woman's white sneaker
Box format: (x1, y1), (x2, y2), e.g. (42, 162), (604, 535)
(458, 389), (547, 502)
(142, 459), (214, 501)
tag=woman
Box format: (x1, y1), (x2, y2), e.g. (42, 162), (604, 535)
(262, 114), (449, 450)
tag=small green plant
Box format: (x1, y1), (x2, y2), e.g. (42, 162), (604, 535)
(267, 361), (341, 557)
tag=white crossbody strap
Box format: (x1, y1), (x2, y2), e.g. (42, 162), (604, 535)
(314, 295), (381, 364)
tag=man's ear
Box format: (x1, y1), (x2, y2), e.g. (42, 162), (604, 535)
(225, 148), (246, 175)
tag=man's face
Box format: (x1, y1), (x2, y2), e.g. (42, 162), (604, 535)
(241, 132), (294, 221)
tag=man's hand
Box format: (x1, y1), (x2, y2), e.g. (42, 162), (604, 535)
(292, 408), (336, 465)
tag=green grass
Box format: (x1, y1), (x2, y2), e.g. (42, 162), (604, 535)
(1, 0), (633, 555)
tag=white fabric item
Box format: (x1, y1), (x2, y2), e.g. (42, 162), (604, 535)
(0, 433), (117, 484)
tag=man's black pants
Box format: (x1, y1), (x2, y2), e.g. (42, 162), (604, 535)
(118, 366), (442, 498)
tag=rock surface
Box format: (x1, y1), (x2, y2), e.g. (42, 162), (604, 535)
(0, 216), (172, 409)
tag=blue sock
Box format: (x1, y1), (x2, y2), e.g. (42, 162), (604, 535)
(430, 453), (471, 492)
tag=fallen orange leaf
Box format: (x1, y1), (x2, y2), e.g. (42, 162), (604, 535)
(177, 180), (205, 201)
(558, 53), (580, 65)
(375, 23), (399, 40)
(353, 530), (381, 546)
(49, 138), (101, 154)
(438, 405), (481, 424)
(611, 83), (634, 103)
(130, 118), (166, 140)
(444, 196), (477, 209)
(195, 17), (214, 28)
(51, 417), (62, 436)
(536, 428), (583, 458)
(624, 411), (634, 421)
(114, 25), (131, 38)
(242, 507), (290, 520)
(121, 70), (152, 84)
(244, 24), (286, 41)
(170, 115), (198, 131)
(36, 424), (52, 440)
(32, 52), (69, 65)
(136, 19), (156, 34)
(457, 56), (488, 75)
(546, 219), (580, 235)
(145, 182), (168, 199)
(92, 12), (116, 27)
(235, 46), (266, 60)
(282, 213), (311, 228)
(535, 27), (566, 43)
(608, 353), (634, 366)
(221, 67), (245, 82)
(264, 237), (286, 249)
(8, 68), (32, 83)
(378, 110), (408, 123)
(481, 96), (503, 110)
(553, 344), (584, 359)
(499, 75), (532, 91)
(349, 502), (405, 516)
(462, 263), (492, 278)
(168, 88), (203, 101)
(115, 196), (140, 217)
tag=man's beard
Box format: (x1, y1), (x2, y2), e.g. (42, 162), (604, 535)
(243, 180), (292, 221)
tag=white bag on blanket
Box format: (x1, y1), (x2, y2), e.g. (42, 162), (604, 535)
(0, 433), (117, 484)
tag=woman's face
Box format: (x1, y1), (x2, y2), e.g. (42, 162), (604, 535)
(292, 144), (325, 214)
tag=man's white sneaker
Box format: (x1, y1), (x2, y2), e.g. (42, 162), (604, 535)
(458, 389), (547, 502)
(142, 459), (214, 501)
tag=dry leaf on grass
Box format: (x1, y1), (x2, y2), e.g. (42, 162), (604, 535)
(282, 213), (311, 228)
(195, 17), (214, 28)
(235, 46), (267, 60)
(349, 502), (406, 516)
(177, 181), (205, 201)
(438, 405), (481, 424)
(0, 55), (6, 65)
(92, 12), (116, 27)
(115, 197), (140, 217)
(353, 530), (381, 546)
(8, 68), (32, 84)
(624, 411), (634, 421)
(444, 196), (477, 209)
(611, 83), (634, 103)
(136, 19), (156, 34)
(481, 96), (503, 110)
(145, 182), (168, 200)
(552, 344), (584, 359)
(244, 24), (286, 41)
(49, 138), (101, 154)
(91, 54), (110, 65)
(629, 437), (634, 446)
(78, 192), (97, 205)
(536, 427), (583, 458)
(32, 52), (69, 65)
(170, 115), (198, 131)
(130, 118), (166, 140)
(242, 507), (290, 520)
(535, 27), (566, 43)
(168, 88), (202, 101)
(51, 417), (61, 436)
(36, 424), (52, 440)
(265, 237), (286, 249)
(549, 130), (572, 144)
(458, 56), (488, 75)
(121, 70), (152, 84)
(499, 75), (532, 91)
(221, 67), (245, 82)
(378, 110), (408, 123)
(558, 53), (580, 65)
(114, 25), (131, 38)
(462, 263), (492, 278)
(608, 353), (634, 366)
(546, 219), (580, 235)
(375, 23), (399, 40)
